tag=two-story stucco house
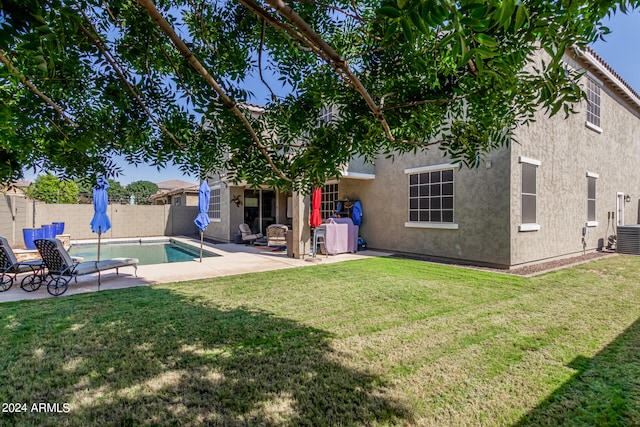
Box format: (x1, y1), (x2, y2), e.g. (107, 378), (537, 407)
(204, 47), (640, 268)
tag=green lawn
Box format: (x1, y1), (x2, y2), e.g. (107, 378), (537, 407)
(1, 256), (639, 426)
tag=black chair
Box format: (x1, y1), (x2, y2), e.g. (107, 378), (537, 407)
(34, 238), (138, 296)
(0, 237), (44, 292)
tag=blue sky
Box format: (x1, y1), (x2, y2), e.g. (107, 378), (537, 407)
(592, 9), (640, 92)
(24, 8), (640, 185)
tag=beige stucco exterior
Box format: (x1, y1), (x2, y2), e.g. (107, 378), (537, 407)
(199, 48), (640, 267)
(337, 48), (640, 267)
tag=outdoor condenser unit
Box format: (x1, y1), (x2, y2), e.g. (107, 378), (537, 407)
(616, 225), (640, 255)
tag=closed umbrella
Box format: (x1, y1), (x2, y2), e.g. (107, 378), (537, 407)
(194, 181), (210, 262)
(352, 200), (363, 226)
(90, 176), (111, 261)
(310, 187), (322, 228)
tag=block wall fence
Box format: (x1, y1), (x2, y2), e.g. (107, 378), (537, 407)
(1, 194), (199, 248)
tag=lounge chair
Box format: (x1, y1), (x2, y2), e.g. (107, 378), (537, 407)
(0, 237), (44, 292)
(238, 223), (263, 245)
(34, 238), (138, 296)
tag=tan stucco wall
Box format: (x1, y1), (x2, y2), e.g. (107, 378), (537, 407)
(510, 78), (640, 265)
(340, 146), (512, 266)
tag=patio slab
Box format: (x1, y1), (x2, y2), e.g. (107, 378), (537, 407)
(0, 237), (388, 303)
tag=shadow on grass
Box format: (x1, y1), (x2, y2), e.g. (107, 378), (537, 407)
(516, 317), (640, 426)
(0, 287), (411, 426)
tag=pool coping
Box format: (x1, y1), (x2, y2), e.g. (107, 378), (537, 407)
(69, 237), (220, 263)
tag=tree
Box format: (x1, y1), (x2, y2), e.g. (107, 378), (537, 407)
(1, 0), (637, 190)
(106, 179), (127, 203)
(126, 180), (158, 204)
(25, 173), (78, 203)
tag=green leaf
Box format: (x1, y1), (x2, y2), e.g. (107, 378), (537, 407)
(476, 33), (498, 47)
(397, 0), (410, 10)
(401, 17), (415, 43)
(409, 8), (429, 35)
(378, 6), (402, 18)
(514, 5), (528, 30)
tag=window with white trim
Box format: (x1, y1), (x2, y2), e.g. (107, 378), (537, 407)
(587, 173), (598, 225)
(519, 156), (540, 231)
(321, 183), (339, 219)
(208, 186), (221, 220)
(407, 166), (455, 224)
(586, 77), (601, 129)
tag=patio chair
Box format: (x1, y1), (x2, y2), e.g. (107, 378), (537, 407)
(266, 224), (288, 247)
(0, 237), (44, 292)
(238, 223), (263, 245)
(34, 238), (138, 297)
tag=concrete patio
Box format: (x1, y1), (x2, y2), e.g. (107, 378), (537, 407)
(0, 236), (388, 303)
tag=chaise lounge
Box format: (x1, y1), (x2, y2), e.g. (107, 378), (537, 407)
(0, 237), (44, 292)
(34, 238), (138, 296)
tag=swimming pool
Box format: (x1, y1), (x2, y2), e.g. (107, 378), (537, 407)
(68, 239), (219, 266)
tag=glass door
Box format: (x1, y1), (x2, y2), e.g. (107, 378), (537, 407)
(243, 189), (276, 234)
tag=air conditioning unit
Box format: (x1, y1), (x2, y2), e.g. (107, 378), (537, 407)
(616, 225), (640, 255)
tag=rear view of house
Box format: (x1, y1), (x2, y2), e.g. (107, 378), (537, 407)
(203, 47), (640, 268)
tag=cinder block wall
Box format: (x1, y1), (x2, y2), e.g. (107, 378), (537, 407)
(1, 194), (31, 245)
(1, 201), (200, 248)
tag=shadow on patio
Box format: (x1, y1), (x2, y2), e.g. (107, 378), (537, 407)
(516, 317), (640, 426)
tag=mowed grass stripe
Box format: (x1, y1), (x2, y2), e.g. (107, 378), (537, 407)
(0, 256), (638, 426)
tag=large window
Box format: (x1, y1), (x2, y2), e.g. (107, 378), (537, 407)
(407, 165), (455, 224)
(208, 186), (221, 221)
(587, 173), (598, 225)
(519, 156), (541, 231)
(321, 183), (339, 219)
(586, 77), (601, 130)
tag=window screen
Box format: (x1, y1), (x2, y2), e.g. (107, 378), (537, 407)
(521, 164), (537, 224)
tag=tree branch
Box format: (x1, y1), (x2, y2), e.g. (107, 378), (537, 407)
(137, 0), (292, 183)
(259, 18), (278, 102)
(259, 0), (401, 144)
(0, 49), (78, 128)
(76, 7), (186, 150)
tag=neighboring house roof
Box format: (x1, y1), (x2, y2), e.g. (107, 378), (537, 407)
(1, 180), (31, 195)
(156, 180), (197, 192)
(150, 182), (199, 203)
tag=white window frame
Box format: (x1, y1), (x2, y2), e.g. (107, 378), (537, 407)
(404, 163), (458, 230)
(586, 77), (603, 133)
(519, 156), (541, 232)
(321, 182), (339, 220)
(208, 185), (221, 222)
(586, 172), (598, 227)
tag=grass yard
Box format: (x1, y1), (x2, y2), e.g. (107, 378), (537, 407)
(1, 255), (639, 426)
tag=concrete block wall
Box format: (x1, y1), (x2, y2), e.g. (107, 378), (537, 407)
(0, 194), (31, 245)
(1, 200), (199, 248)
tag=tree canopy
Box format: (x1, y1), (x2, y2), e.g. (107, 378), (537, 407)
(25, 173), (78, 203)
(126, 180), (159, 204)
(1, 0), (637, 190)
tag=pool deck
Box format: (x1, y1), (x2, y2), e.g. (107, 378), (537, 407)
(1, 236), (388, 303)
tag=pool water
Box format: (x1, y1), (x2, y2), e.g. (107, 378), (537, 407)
(68, 240), (218, 266)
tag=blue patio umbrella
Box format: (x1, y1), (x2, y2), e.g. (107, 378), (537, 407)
(90, 176), (111, 261)
(194, 181), (210, 262)
(352, 200), (363, 226)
